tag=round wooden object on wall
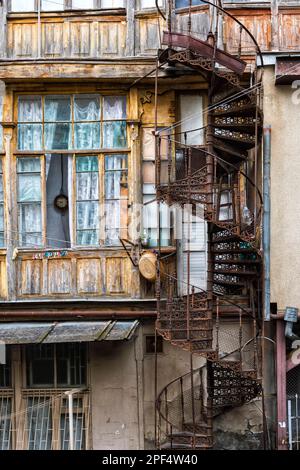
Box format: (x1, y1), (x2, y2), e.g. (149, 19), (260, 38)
(139, 251), (164, 282)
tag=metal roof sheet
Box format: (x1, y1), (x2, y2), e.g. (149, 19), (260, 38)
(0, 321), (139, 344)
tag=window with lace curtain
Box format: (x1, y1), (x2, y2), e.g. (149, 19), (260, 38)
(9, 1), (125, 12)
(16, 94), (128, 248)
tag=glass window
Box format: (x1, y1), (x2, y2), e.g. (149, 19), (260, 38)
(105, 154), (128, 245)
(18, 94), (127, 151)
(17, 158), (42, 247)
(141, 0), (163, 8)
(175, 0), (204, 7)
(76, 156), (99, 245)
(41, 0), (64, 10)
(44, 96), (71, 150)
(26, 343), (87, 388)
(74, 95), (100, 150)
(11, 0), (35, 11)
(102, 0), (125, 7)
(72, 0), (94, 8)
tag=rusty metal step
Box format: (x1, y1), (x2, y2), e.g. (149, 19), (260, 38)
(211, 269), (258, 276)
(212, 101), (258, 117)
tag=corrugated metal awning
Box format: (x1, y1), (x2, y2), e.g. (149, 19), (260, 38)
(0, 321), (139, 344)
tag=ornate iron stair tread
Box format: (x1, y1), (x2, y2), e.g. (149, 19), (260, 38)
(212, 101), (258, 117)
(211, 269), (258, 276)
(212, 247), (255, 253)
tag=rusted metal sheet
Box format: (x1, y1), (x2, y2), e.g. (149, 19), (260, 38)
(162, 31), (247, 74)
(275, 58), (300, 84)
(0, 320), (139, 344)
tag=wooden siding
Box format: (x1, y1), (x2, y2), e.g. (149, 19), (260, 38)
(16, 251), (131, 299)
(6, 16), (126, 59)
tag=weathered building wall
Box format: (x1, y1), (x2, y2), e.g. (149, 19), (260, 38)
(90, 321), (204, 450)
(263, 66), (300, 311)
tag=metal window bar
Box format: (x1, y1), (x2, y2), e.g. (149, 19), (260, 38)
(288, 394), (300, 450)
(0, 389), (90, 450)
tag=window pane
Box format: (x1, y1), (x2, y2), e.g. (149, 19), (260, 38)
(105, 200), (121, 245)
(45, 123), (72, 150)
(0, 205), (4, 233)
(18, 97), (42, 122)
(60, 410), (85, 450)
(77, 202), (99, 230)
(18, 174), (41, 202)
(76, 156), (98, 172)
(175, 0), (204, 7)
(27, 398), (52, 450)
(77, 172), (99, 201)
(77, 230), (98, 245)
(74, 95), (100, 121)
(18, 124), (43, 151)
(11, 0), (35, 12)
(76, 157), (99, 246)
(103, 96), (126, 120)
(45, 96), (71, 122)
(18, 204), (42, 246)
(102, 0), (124, 7)
(74, 123), (100, 150)
(18, 157), (42, 247)
(141, 0), (162, 7)
(103, 121), (127, 148)
(0, 173), (3, 202)
(17, 157), (41, 173)
(42, 0), (64, 10)
(105, 155), (127, 198)
(0, 398), (11, 450)
(72, 0), (94, 8)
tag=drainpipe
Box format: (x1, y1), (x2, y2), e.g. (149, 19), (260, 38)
(276, 320), (288, 450)
(263, 126), (271, 321)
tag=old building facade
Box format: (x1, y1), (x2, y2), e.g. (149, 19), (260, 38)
(0, 0), (299, 451)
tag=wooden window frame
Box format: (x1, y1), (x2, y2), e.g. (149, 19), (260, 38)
(15, 151), (129, 249)
(0, 158), (5, 248)
(14, 92), (129, 249)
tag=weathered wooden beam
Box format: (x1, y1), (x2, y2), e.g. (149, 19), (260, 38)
(126, 0), (135, 57)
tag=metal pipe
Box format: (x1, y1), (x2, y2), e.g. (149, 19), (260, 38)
(276, 320), (288, 450)
(263, 126), (271, 321)
(0, 310), (157, 320)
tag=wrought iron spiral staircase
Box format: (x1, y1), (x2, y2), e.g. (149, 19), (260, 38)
(154, 1), (264, 451)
